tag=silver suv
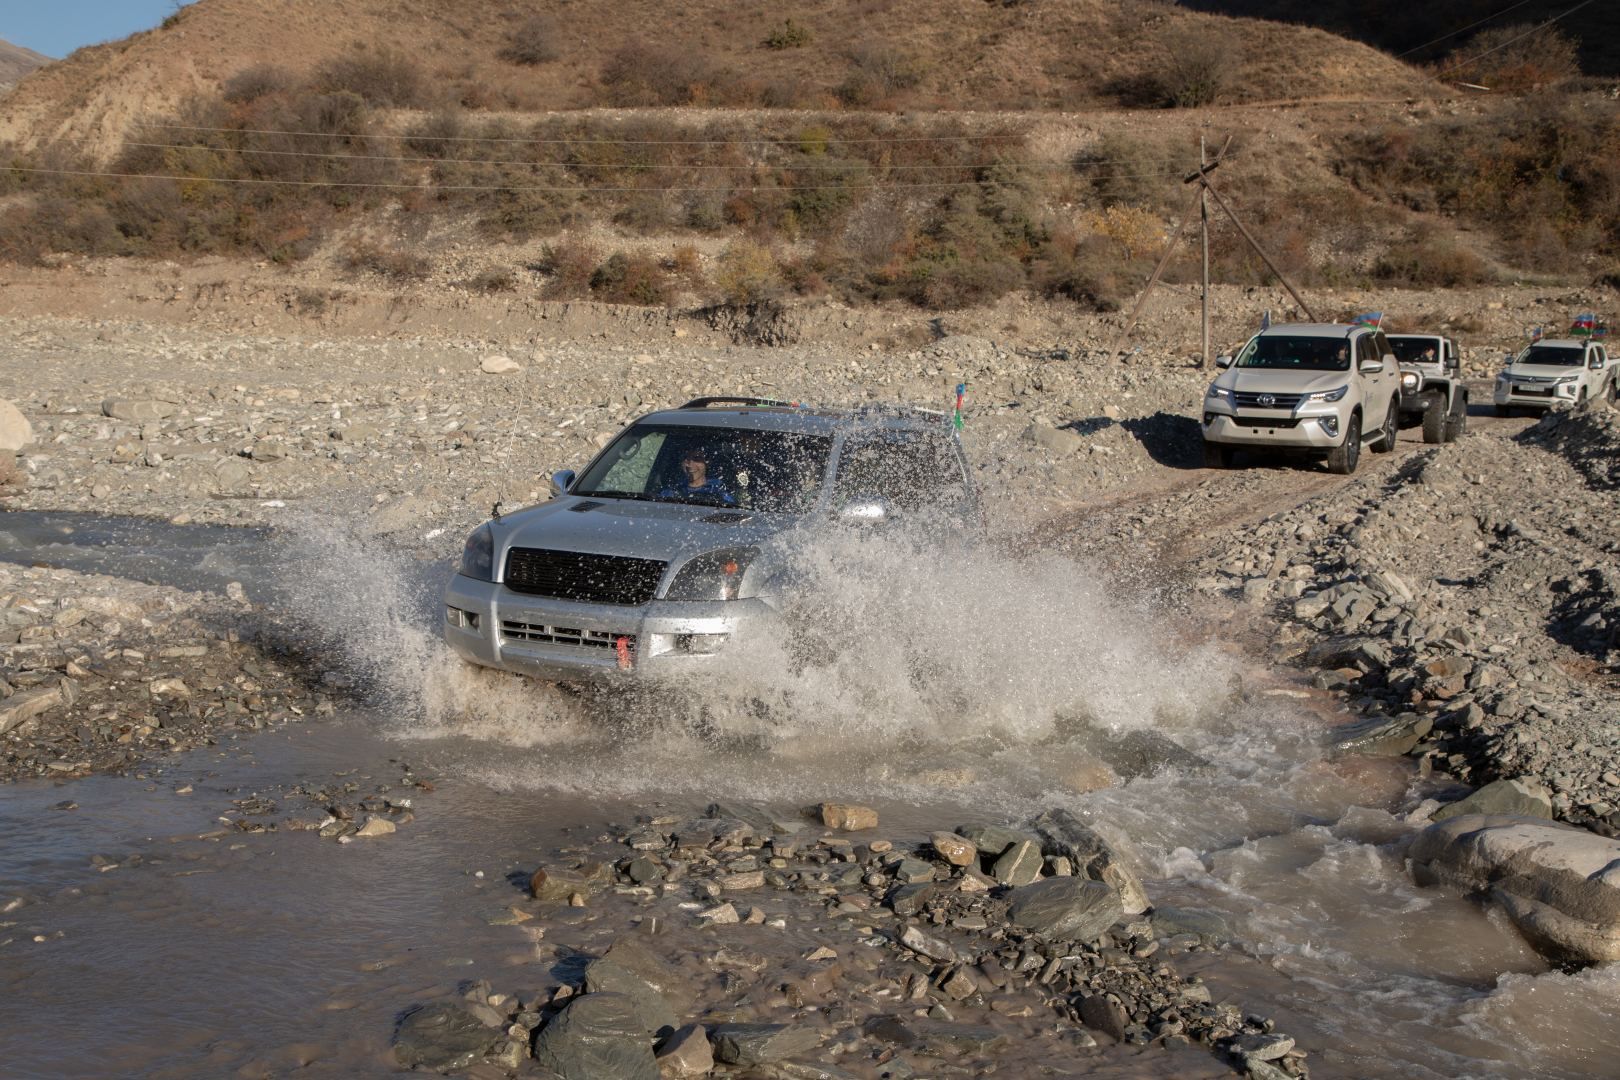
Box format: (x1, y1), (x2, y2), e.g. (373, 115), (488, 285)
(1201, 322), (1401, 474)
(443, 397), (979, 682)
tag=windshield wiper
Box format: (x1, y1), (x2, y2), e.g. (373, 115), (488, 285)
(580, 490), (655, 501)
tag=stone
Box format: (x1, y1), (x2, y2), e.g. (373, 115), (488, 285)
(991, 840), (1043, 886)
(1233, 1033), (1294, 1061)
(818, 803), (877, 831)
(1090, 728), (1211, 780)
(624, 856), (665, 884)
(708, 1023), (824, 1065)
(530, 862), (611, 902)
(1431, 778), (1553, 823)
(930, 831), (977, 866)
(1409, 814), (1620, 965)
(957, 824), (1031, 858)
(1028, 808), (1149, 915)
(355, 815), (396, 838)
(586, 937), (689, 1031)
(583, 957), (678, 1040)
(1005, 877), (1123, 942)
(393, 1002), (500, 1071)
(532, 992), (658, 1080)
(101, 398), (176, 423)
(886, 882), (944, 917)
(0, 400), (32, 451)
(1078, 994), (1128, 1042)
(892, 859), (935, 885)
(480, 355), (522, 374)
(0, 683), (68, 735)
(899, 924), (958, 963)
(250, 439), (287, 463)
(863, 1016), (1007, 1057)
(1332, 713), (1433, 757)
(1150, 906), (1232, 943)
(1026, 422), (1083, 455)
(655, 1024), (712, 1078)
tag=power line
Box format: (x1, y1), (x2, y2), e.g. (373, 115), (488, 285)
(1394, 0), (1537, 58)
(1432, 0), (1597, 79)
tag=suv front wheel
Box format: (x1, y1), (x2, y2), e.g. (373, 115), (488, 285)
(1326, 411), (1361, 475)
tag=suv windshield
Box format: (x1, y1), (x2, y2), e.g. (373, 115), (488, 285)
(574, 423), (832, 512)
(1517, 345), (1584, 367)
(1235, 334), (1352, 372)
(1390, 338), (1442, 365)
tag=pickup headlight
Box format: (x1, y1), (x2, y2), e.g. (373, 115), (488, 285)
(459, 525), (494, 581)
(1206, 384), (1234, 402)
(1306, 385), (1349, 403)
(1556, 376), (1578, 386)
(665, 547), (757, 601)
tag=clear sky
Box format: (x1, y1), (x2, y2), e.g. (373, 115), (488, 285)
(2, 1), (201, 60)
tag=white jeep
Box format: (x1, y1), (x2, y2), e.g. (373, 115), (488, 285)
(1387, 333), (1468, 444)
(1202, 322), (1402, 475)
(1493, 338), (1615, 416)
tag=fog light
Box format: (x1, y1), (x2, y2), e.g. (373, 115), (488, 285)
(1317, 416), (1339, 437)
(675, 633), (728, 655)
(446, 606), (479, 630)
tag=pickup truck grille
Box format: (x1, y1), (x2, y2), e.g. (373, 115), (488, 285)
(1233, 391), (1305, 410)
(504, 548), (667, 605)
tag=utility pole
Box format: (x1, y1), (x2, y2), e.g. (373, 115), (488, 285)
(1200, 136), (1210, 369)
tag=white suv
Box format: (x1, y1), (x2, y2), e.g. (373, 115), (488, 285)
(1202, 323), (1401, 475)
(1493, 338), (1615, 416)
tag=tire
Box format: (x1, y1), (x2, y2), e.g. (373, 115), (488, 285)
(1444, 393), (1468, 441)
(1202, 440), (1235, 469)
(1578, 388), (1589, 405)
(1371, 398), (1399, 454)
(1422, 394), (1447, 444)
(1495, 405), (1510, 418)
(1326, 411), (1361, 475)
(1608, 379), (1618, 404)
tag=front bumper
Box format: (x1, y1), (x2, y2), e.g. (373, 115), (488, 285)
(1494, 379), (1576, 410)
(1398, 389), (1438, 414)
(443, 573), (771, 682)
(1201, 406), (1347, 450)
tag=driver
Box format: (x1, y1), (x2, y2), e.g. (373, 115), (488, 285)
(659, 446), (735, 506)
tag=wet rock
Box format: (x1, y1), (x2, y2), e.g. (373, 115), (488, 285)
(1091, 728), (1212, 780)
(531, 992), (658, 1080)
(1332, 713), (1433, 757)
(1029, 808), (1149, 915)
(991, 840), (1043, 885)
(673, 817), (755, 850)
(930, 831), (977, 866)
(0, 399), (32, 451)
(530, 861), (611, 902)
(0, 681), (69, 735)
(958, 824), (1032, 858)
(355, 815), (396, 838)
(887, 882), (944, 917)
(1409, 814), (1620, 965)
(1432, 778), (1553, 822)
(583, 937), (689, 1038)
(899, 924), (959, 962)
(1078, 994), (1129, 1042)
(1006, 877), (1123, 942)
(655, 1023), (712, 1077)
(862, 1015), (1008, 1057)
(708, 1023), (823, 1065)
(1150, 905), (1232, 944)
(393, 1002), (501, 1071)
(1233, 1032), (1295, 1060)
(818, 803), (878, 831)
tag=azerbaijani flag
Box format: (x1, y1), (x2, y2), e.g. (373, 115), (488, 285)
(1571, 313), (1598, 337)
(953, 383), (966, 430)
(1530, 325), (1544, 341)
(1352, 312), (1383, 328)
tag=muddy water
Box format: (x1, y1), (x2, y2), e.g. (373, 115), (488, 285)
(3, 511), (1618, 1078)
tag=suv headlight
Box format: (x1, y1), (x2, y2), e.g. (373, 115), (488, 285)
(1400, 371), (1420, 391)
(665, 547), (757, 601)
(459, 525), (494, 581)
(1206, 384), (1234, 402)
(1306, 385), (1349, 403)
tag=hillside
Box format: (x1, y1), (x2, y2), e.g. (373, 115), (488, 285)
(0, 37), (50, 89)
(0, 0), (1437, 155)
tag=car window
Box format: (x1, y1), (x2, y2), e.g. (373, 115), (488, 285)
(1518, 345), (1585, 367)
(1388, 337), (1442, 365)
(1357, 335), (1380, 366)
(574, 422), (831, 511)
(834, 431), (966, 512)
(596, 429), (667, 493)
(1234, 335), (1352, 372)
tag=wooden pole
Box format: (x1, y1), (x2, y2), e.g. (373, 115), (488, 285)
(1199, 136), (1210, 369)
(1199, 176), (1317, 323)
(1105, 187), (1202, 361)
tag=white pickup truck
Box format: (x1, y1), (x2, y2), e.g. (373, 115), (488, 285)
(1493, 338), (1615, 416)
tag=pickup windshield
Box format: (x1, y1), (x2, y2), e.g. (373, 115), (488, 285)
(1517, 345), (1584, 367)
(574, 423), (833, 513)
(1235, 335), (1352, 372)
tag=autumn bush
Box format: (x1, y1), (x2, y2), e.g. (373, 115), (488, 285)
(500, 15), (559, 66)
(314, 46), (426, 108)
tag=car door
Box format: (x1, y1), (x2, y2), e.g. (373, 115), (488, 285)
(1363, 331), (1396, 425)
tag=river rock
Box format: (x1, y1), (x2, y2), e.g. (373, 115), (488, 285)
(1005, 877), (1123, 942)
(1409, 814), (1620, 965)
(1332, 713), (1433, 757)
(530, 861), (611, 902)
(583, 937), (687, 1039)
(991, 840), (1043, 885)
(1090, 728), (1211, 779)
(393, 1002), (501, 1071)
(480, 355), (522, 374)
(101, 398), (177, 422)
(1431, 778), (1553, 823)
(819, 803), (877, 831)
(0, 400), (32, 451)
(957, 824), (1032, 858)
(863, 1015), (1008, 1057)
(931, 831), (978, 866)
(0, 682), (68, 735)
(1078, 994), (1128, 1042)
(708, 1022), (823, 1065)
(1028, 808), (1149, 915)
(531, 992), (658, 1080)
(655, 1023), (713, 1077)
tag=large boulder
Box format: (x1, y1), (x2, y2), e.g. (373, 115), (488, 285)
(1431, 778), (1553, 823)
(1029, 808), (1149, 914)
(582, 937), (687, 1039)
(0, 400), (32, 451)
(532, 992), (658, 1080)
(1408, 814), (1620, 966)
(392, 1002), (502, 1071)
(1005, 876), (1123, 942)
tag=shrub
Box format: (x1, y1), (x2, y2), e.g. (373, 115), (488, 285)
(714, 240), (784, 305)
(535, 238), (600, 298)
(1445, 24), (1581, 91)
(405, 111), (464, 158)
(501, 15), (559, 65)
(341, 242), (431, 282)
(764, 19), (811, 50)
(1073, 134), (1167, 209)
(600, 42), (717, 106)
(1084, 204), (1164, 261)
(590, 251), (675, 306)
(466, 267), (518, 293)
(1371, 231), (1492, 287)
(835, 46), (926, 107)
(315, 46), (425, 108)
(222, 65), (294, 104)
(1152, 28), (1234, 108)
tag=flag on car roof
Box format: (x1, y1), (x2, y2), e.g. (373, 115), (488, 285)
(1352, 312), (1383, 328)
(1530, 325), (1544, 341)
(1259, 309), (1271, 330)
(1571, 313), (1598, 337)
(953, 383), (966, 430)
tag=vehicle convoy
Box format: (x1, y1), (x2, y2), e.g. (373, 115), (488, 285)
(443, 397), (979, 682)
(1387, 333), (1468, 444)
(1200, 322), (1402, 474)
(1493, 337), (1615, 416)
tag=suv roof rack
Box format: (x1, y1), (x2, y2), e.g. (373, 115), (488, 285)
(679, 396), (796, 410)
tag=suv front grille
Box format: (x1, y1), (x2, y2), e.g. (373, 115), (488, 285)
(1234, 391), (1305, 410)
(504, 548), (667, 605)
(501, 620), (634, 653)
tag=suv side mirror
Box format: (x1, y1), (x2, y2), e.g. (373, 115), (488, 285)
(1214, 355), (1234, 369)
(549, 469), (577, 496)
(1359, 357), (1386, 374)
(838, 496), (893, 523)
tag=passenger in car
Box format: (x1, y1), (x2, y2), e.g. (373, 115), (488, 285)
(659, 446), (736, 505)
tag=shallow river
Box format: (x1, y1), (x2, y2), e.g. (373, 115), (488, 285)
(2, 511), (1617, 1078)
